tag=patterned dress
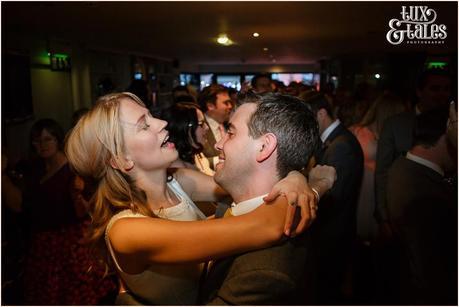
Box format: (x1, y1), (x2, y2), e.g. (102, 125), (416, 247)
(22, 162), (117, 305)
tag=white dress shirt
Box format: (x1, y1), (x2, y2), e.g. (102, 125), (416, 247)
(320, 119), (340, 143)
(406, 152), (444, 177)
(205, 114), (223, 142)
(230, 194), (268, 216)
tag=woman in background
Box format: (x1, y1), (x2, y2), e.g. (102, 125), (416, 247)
(22, 118), (116, 305)
(350, 92), (409, 242)
(161, 102), (214, 176)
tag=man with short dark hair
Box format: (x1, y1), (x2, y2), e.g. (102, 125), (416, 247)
(251, 73), (272, 94)
(198, 85), (233, 167)
(386, 107), (457, 305)
(305, 93), (364, 304)
(375, 68), (452, 227)
(201, 93), (331, 305)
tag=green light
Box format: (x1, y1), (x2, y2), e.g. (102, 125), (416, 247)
(54, 53), (68, 59)
(427, 61), (447, 69)
(49, 53), (69, 59)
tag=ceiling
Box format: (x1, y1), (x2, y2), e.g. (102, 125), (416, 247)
(3, 1), (458, 66)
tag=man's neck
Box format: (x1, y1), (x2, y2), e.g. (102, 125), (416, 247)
(230, 170), (278, 204)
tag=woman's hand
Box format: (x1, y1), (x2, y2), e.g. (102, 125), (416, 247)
(263, 170), (317, 237)
(71, 176), (90, 218)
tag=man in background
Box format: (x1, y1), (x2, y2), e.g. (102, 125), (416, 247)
(198, 85), (233, 169)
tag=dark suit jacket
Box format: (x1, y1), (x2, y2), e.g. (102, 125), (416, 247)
(314, 122), (364, 243)
(375, 110), (416, 223)
(311, 122), (363, 302)
(386, 157), (457, 305)
(201, 207), (313, 305)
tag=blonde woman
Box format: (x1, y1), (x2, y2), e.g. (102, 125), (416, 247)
(349, 91), (409, 241)
(66, 92), (326, 305)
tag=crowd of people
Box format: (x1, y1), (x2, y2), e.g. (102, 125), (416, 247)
(2, 67), (456, 305)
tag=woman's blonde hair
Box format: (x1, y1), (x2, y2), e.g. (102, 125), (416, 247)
(360, 91), (409, 137)
(65, 92), (155, 266)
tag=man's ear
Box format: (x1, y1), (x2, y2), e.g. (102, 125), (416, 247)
(256, 133), (277, 162)
(206, 102), (216, 111)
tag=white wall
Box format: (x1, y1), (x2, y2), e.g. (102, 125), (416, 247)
(30, 68), (74, 130)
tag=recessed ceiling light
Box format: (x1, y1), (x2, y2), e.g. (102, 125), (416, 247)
(217, 34), (233, 46)
(253, 32), (260, 37)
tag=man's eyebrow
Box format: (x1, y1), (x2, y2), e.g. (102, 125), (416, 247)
(227, 122), (236, 131)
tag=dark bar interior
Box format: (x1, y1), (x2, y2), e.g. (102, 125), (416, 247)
(2, 2), (458, 306)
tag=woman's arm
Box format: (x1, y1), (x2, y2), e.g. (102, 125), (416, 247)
(176, 168), (326, 236)
(173, 167), (228, 202)
(108, 195), (288, 272)
(175, 167), (326, 207)
(307, 164), (337, 198)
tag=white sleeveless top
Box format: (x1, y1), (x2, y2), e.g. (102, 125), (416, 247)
(105, 178), (206, 305)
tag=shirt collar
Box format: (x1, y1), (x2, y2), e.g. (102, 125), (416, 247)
(320, 119), (340, 143)
(406, 152), (444, 177)
(230, 194), (268, 216)
(205, 114), (222, 141)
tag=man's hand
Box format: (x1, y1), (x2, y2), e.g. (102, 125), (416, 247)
(263, 170), (317, 237)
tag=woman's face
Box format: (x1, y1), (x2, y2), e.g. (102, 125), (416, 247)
(32, 129), (59, 159)
(119, 99), (178, 172)
(193, 109), (209, 148)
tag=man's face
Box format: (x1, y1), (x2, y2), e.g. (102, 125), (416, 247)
(207, 92), (233, 123)
(254, 77), (272, 94)
(214, 103), (258, 190)
(417, 75), (452, 112)
(315, 109), (327, 136)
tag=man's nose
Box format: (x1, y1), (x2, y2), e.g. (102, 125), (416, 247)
(215, 134), (226, 151)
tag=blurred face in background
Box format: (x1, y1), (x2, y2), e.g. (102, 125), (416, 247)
(32, 129), (59, 159)
(207, 92), (233, 123)
(417, 75), (452, 112)
(253, 76), (272, 94)
(193, 108), (209, 148)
